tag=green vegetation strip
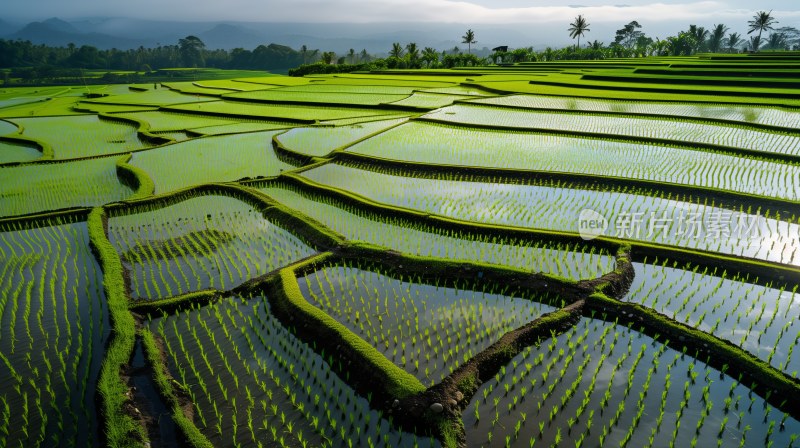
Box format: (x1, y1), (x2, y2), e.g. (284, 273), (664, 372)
(285, 169), (800, 287)
(455, 98), (800, 135)
(130, 289), (220, 315)
(280, 171), (621, 253)
(0, 132), (52, 160)
(99, 113), (173, 146)
(416, 116), (800, 165)
(332, 152), (800, 217)
(399, 300), (586, 448)
(116, 154), (155, 200)
(87, 207), (143, 447)
(587, 292), (800, 417)
(272, 256), (427, 399)
(139, 329), (215, 448)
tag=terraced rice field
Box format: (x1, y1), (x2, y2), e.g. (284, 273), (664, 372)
(2, 55), (800, 448)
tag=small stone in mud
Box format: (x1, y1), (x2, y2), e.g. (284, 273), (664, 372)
(455, 391), (464, 402)
(430, 403), (444, 413)
(392, 399), (400, 408)
(448, 399), (457, 407)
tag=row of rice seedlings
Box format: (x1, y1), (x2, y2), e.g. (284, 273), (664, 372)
(187, 121), (295, 136)
(108, 194), (315, 300)
(224, 90), (411, 106)
(0, 218), (109, 447)
(130, 130), (297, 195)
(165, 101), (407, 122)
(297, 262), (557, 386)
(10, 115), (152, 159)
(84, 88), (210, 107)
(386, 93), (475, 109)
(256, 182), (615, 280)
(112, 110), (270, 133)
(0, 156), (134, 218)
(344, 122), (800, 200)
(471, 95), (800, 129)
(272, 84), (422, 94)
(275, 117), (408, 158)
(464, 316), (800, 448)
(148, 295), (439, 448)
(624, 259), (800, 376)
(424, 104), (800, 156)
(300, 162), (800, 265)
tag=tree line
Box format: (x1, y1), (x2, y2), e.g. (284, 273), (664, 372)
(2, 10), (797, 83)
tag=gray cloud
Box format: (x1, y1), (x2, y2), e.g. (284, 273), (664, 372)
(4, 0), (798, 25)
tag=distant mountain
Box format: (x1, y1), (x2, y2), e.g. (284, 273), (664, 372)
(7, 18), (146, 49)
(0, 18), (23, 37)
(1, 17), (594, 53)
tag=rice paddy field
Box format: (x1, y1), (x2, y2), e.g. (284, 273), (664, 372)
(2, 53), (800, 448)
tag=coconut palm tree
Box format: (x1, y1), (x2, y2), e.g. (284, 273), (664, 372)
(747, 10), (778, 50)
(462, 29), (477, 54)
(708, 24), (729, 53)
(688, 25), (709, 52)
(348, 48), (356, 64)
(748, 35), (762, 51)
(568, 15), (591, 49)
(389, 42), (405, 58)
(406, 42), (420, 67)
(724, 32), (743, 53)
(422, 47), (439, 67)
(765, 32), (787, 50)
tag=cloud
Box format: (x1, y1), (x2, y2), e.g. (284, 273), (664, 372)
(5, 0), (800, 24)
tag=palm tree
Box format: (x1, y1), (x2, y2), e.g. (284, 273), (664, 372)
(747, 10), (778, 50)
(708, 24), (728, 53)
(359, 49), (370, 63)
(348, 48), (356, 64)
(389, 42), (404, 58)
(748, 35), (762, 52)
(765, 32), (787, 50)
(568, 15), (591, 49)
(724, 32), (743, 53)
(688, 25), (709, 52)
(406, 42), (420, 68)
(462, 29), (477, 54)
(422, 47), (439, 67)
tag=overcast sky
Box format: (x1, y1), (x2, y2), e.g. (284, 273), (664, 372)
(4, 0), (799, 24)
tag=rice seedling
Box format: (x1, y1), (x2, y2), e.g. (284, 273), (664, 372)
(0, 217), (109, 447)
(256, 182), (615, 280)
(108, 193), (315, 300)
(345, 122), (800, 200)
(148, 294), (439, 447)
(298, 262), (557, 385)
